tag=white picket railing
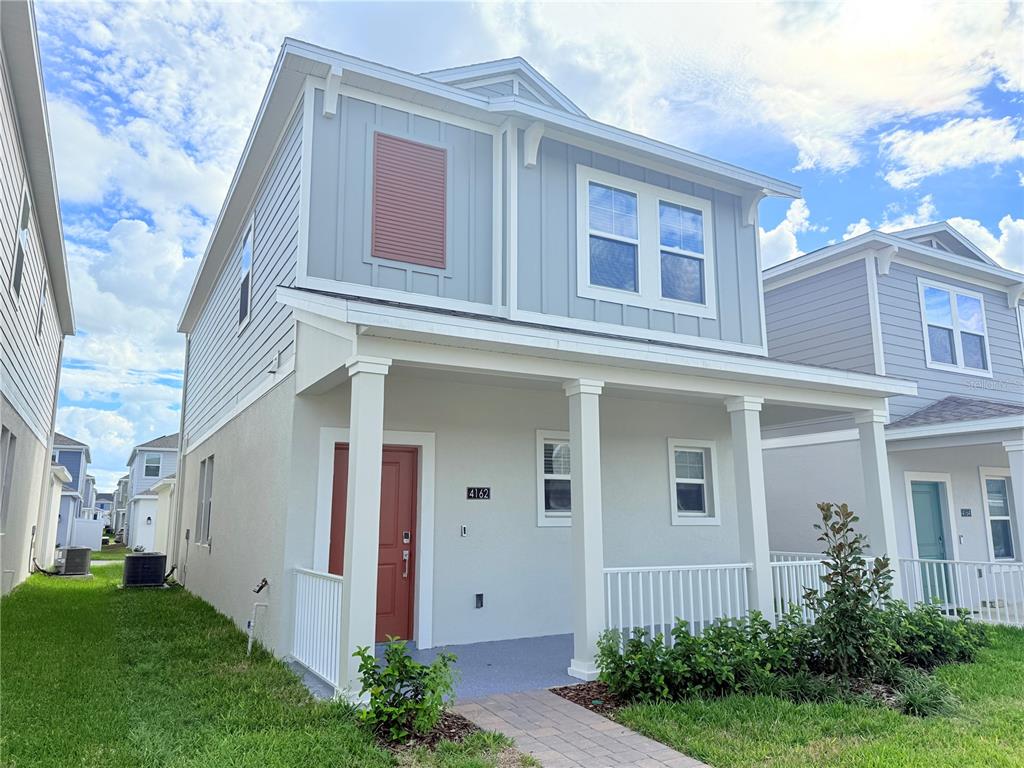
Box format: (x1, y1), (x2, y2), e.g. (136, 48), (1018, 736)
(293, 568), (344, 688)
(900, 558), (1024, 628)
(604, 563), (752, 645)
(771, 557), (827, 623)
(770, 551), (823, 563)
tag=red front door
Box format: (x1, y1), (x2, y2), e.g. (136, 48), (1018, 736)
(328, 444), (418, 642)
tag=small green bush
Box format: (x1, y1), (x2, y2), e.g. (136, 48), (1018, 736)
(884, 601), (987, 669)
(354, 639), (456, 743)
(895, 668), (958, 717)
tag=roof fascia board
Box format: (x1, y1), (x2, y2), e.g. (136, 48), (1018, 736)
(887, 415), (1024, 441)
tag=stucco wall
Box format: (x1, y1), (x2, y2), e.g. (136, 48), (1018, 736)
(0, 395), (48, 594)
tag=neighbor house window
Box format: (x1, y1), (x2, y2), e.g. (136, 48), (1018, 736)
(144, 453), (161, 478)
(195, 455), (215, 545)
(238, 224), (253, 328)
(919, 279), (991, 374)
(36, 277), (48, 337)
(0, 427), (16, 533)
(577, 166), (716, 317)
(11, 191), (30, 299)
(982, 472), (1015, 560)
(667, 439), (719, 525)
(536, 430), (571, 527)
(371, 132), (447, 269)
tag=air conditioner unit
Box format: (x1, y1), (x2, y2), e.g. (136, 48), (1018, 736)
(61, 547), (91, 576)
(123, 552), (167, 588)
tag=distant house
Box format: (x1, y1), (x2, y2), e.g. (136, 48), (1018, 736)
(124, 434), (178, 551)
(0, 0), (76, 592)
(112, 474), (129, 534)
(95, 492), (114, 526)
(52, 432), (90, 548)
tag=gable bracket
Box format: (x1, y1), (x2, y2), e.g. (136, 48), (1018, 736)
(875, 245), (897, 275)
(523, 121), (545, 168)
(741, 189), (768, 227)
(1008, 282), (1024, 309)
(323, 67), (344, 118)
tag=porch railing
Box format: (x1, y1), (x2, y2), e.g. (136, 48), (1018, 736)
(900, 558), (1024, 628)
(293, 568), (344, 688)
(604, 563), (752, 645)
(770, 557), (827, 623)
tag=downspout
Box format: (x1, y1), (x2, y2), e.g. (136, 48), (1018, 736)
(170, 333), (191, 579)
(32, 335), (65, 572)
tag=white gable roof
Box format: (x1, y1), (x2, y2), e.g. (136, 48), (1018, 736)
(890, 222), (998, 266)
(421, 57), (587, 117)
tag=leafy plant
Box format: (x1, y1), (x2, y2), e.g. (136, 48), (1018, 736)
(883, 601), (987, 669)
(596, 628), (671, 702)
(354, 638), (456, 743)
(802, 502), (895, 680)
(895, 668), (959, 717)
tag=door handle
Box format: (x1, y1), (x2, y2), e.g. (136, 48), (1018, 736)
(402, 550), (409, 579)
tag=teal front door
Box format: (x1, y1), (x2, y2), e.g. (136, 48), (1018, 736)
(911, 480), (951, 605)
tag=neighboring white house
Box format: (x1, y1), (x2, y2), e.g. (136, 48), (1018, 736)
(124, 433), (178, 551)
(169, 40), (916, 700)
(94, 492), (114, 526)
(762, 223), (1024, 610)
(0, 0), (75, 593)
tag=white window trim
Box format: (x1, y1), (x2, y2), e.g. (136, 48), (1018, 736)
(576, 165), (717, 319)
(537, 429), (572, 527)
(9, 187), (30, 302)
(666, 438), (721, 526)
(238, 217), (255, 333)
(143, 452), (162, 478)
(35, 276), (47, 339)
(917, 277), (993, 378)
(195, 454), (214, 546)
(980, 466), (1017, 562)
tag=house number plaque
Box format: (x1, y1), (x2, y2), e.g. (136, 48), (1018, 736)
(466, 487), (491, 500)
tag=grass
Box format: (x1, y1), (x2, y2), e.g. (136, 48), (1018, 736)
(91, 543), (129, 561)
(0, 566), (527, 768)
(617, 626), (1024, 768)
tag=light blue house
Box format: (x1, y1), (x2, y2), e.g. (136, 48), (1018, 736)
(763, 223), (1024, 618)
(52, 432), (90, 548)
(169, 40), (916, 699)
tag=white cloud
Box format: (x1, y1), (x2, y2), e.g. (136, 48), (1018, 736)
(881, 117), (1024, 189)
(842, 196), (938, 240)
(947, 215), (1024, 273)
(759, 199), (825, 266)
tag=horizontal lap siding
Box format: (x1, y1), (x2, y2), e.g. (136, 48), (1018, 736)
(183, 103), (302, 443)
(307, 90), (493, 305)
(0, 51), (63, 444)
(879, 263), (1024, 420)
(517, 134), (762, 347)
(765, 260), (876, 373)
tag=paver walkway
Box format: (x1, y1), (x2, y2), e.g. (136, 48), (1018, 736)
(454, 689), (708, 768)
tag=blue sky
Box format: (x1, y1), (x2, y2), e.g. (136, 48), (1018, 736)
(34, 1), (1023, 490)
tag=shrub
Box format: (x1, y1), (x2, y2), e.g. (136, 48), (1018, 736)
(596, 628), (671, 702)
(354, 639), (456, 743)
(803, 502), (896, 680)
(895, 668), (958, 717)
(883, 601), (987, 669)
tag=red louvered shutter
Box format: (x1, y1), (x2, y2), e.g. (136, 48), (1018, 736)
(371, 133), (447, 269)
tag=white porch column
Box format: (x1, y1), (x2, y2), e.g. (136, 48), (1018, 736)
(725, 396), (774, 619)
(1003, 440), (1024, 558)
(855, 409), (902, 598)
(565, 378), (605, 681)
(337, 355), (391, 700)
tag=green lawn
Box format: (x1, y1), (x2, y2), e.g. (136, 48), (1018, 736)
(617, 625), (1024, 768)
(91, 543), (129, 561)
(0, 566), (526, 768)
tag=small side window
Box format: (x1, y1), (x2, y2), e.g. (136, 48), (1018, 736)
(144, 453), (161, 478)
(238, 225), (253, 328)
(668, 439), (719, 525)
(11, 192), (30, 299)
(195, 455), (215, 545)
(36, 277), (48, 337)
(536, 430), (571, 527)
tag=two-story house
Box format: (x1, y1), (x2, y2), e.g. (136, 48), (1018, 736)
(124, 433), (178, 552)
(94, 491), (113, 527)
(52, 432), (90, 548)
(762, 223), (1024, 609)
(112, 474), (129, 535)
(169, 39), (916, 699)
(0, 0), (75, 592)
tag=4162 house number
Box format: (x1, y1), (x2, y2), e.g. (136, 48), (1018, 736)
(466, 487), (491, 500)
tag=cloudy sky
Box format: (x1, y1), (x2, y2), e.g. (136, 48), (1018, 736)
(36, 0), (1024, 490)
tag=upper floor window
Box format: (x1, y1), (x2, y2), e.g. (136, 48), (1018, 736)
(36, 277), (48, 338)
(11, 192), (30, 300)
(918, 279), (991, 375)
(238, 224), (253, 328)
(536, 430), (571, 527)
(144, 453), (161, 477)
(577, 166), (715, 318)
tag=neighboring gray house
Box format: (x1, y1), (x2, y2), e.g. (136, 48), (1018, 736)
(0, 0), (75, 592)
(112, 474), (129, 534)
(169, 40), (913, 700)
(124, 433), (178, 551)
(762, 223), (1024, 586)
(94, 491), (113, 526)
(52, 432), (90, 548)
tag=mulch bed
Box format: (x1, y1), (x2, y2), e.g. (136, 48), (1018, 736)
(550, 681), (624, 717)
(386, 710), (480, 752)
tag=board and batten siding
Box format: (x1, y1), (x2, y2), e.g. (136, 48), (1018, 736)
(516, 134), (763, 347)
(306, 89), (494, 305)
(878, 262), (1024, 421)
(0, 49), (63, 446)
(184, 103), (302, 444)
(764, 260), (876, 374)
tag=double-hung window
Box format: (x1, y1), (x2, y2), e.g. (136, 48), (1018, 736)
(577, 166), (716, 318)
(11, 192), (30, 299)
(238, 224), (253, 328)
(36, 277), (48, 338)
(537, 430), (571, 527)
(144, 453), (161, 478)
(982, 471), (1016, 560)
(195, 455), (215, 545)
(667, 439), (719, 525)
(919, 279), (991, 375)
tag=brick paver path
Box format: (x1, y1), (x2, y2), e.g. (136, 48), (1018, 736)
(454, 689), (708, 768)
